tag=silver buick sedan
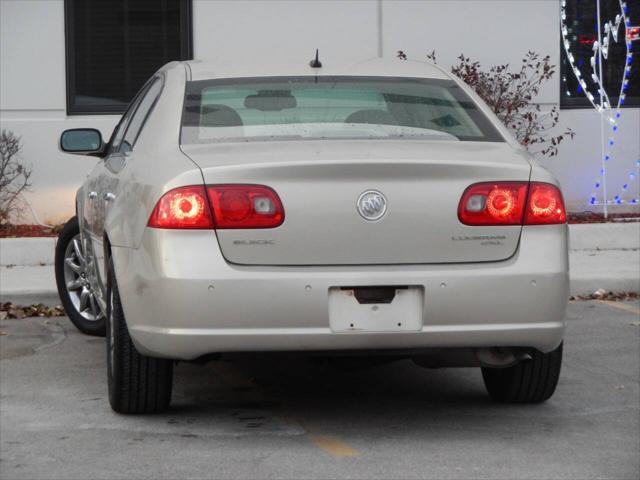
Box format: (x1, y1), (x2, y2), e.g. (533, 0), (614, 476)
(55, 58), (568, 414)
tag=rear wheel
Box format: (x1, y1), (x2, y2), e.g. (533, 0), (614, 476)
(481, 343), (563, 403)
(106, 258), (173, 414)
(54, 216), (105, 336)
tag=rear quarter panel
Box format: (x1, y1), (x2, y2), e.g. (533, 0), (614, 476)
(104, 63), (202, 249)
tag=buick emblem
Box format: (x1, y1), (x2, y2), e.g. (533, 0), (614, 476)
(357, 190), (387, 221)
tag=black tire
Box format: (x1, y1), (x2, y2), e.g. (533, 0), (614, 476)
(106, 258), (173, 414)
(481, 343), (563, 403)
(54, 216), (106, 336)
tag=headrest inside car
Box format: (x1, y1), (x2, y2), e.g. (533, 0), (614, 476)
(244, 90), (297, 111)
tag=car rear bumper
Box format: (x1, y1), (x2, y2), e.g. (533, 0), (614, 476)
(112, 225), (569, 360)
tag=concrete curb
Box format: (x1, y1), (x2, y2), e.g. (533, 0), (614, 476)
(1, 251), (638, 306)
(0, 237), (56, 267)
(0, 224), (638, 306)
(0, 224), (636, 267)
(0, 291), (61, 308)
(569, 250), (640, 296)
(570, 278), (640, 297)
(569, 223), (639, 251)
(0, 266), (60, 306)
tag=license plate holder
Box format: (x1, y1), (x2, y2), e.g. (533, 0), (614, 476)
(328, 286), (424, 333)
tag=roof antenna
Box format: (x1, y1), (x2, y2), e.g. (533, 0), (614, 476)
(309, 49), (322, 68)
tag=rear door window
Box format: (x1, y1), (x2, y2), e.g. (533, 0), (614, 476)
(120, 77), (164, 153)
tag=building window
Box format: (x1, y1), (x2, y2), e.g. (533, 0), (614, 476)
(560, 0), (638, 108)
(65, 0), (192, 115)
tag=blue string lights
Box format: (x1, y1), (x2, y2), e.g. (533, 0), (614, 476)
(561, 0), (639, 213)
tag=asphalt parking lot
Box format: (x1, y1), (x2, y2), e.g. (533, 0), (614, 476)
(1, 300), (638, 480)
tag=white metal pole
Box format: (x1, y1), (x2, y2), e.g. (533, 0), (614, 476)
(377, 0), (383, 58)
(596, 0), (608, 218)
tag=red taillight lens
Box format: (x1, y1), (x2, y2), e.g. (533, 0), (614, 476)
(458, 181), (566, 226)
(206, 185), (284, 229)
(148, 184), (285, 229)
(458, 182), (528, 225)
(524, 183), (566, 225)
(148, 186), (213, 229)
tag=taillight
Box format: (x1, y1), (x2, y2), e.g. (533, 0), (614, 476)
(524, 183), (566, 225)
(206, 185), (284, 229)
(148, 186), (213, 229)
(148, 184), (285, 229)
(458, 182), (566, 226)
(459, 182), (528, 225)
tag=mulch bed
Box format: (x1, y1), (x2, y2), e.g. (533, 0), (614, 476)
(0, 224), (61, 238)
(569, 291), (639, 302)
(567, 212), (640, 224)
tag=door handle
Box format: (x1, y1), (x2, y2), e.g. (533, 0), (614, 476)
(104, 192), (116, 202)
(88, 191), (97, 200)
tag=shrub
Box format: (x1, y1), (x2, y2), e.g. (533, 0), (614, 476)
(0, 130), (32, 225)
(398, 50), (574, 157)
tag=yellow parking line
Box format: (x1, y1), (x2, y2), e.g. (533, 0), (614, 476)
(208, 363), (361, 458)
(286, 417), (361, 458)
(596, 300), (640, 316)
(308, 434), (361, 458)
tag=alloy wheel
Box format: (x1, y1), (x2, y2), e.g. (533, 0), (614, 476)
(62, 234), (103, 322)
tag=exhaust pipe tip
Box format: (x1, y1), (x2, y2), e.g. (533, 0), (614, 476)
(476, 348), (532, 369)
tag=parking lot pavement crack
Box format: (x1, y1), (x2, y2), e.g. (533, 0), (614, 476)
(33, 319), (67, 353)
(0, 317), (67, 360)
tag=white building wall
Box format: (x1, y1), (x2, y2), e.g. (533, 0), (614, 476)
(550, 109), (640, 211)
(0, 0), (638, 225)
(1, 0), (66, 110)
(0, 0), (118, 225)
(193, 0), (381, 62)
(382, 0), (639, 211)
(382, 0), (560, 104)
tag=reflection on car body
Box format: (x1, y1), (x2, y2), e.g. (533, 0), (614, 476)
(56, 58), (568, 414)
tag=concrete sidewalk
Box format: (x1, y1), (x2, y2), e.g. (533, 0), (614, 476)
(0, 224), (638, 306)
(567, 223), (639, 296)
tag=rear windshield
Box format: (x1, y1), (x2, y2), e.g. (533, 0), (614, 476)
(181, 76), (504, 144)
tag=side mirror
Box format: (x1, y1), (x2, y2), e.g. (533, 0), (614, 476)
(60, 129), (104, 156)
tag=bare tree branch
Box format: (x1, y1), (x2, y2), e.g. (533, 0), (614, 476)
(0, 130), (32, 225)
(447, 51), (574, 157)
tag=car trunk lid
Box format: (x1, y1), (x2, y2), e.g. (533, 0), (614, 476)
(182, 140), (531, 265)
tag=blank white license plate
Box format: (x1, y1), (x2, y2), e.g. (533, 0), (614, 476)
(328, 286), (424, 333)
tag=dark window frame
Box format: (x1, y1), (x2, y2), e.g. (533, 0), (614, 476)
(559, 0), (639, 109)
(560, 55), (640, 109)
(64, 0), (192, 116)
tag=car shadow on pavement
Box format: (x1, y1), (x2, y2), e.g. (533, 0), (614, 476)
(171, 354), (498, 424)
